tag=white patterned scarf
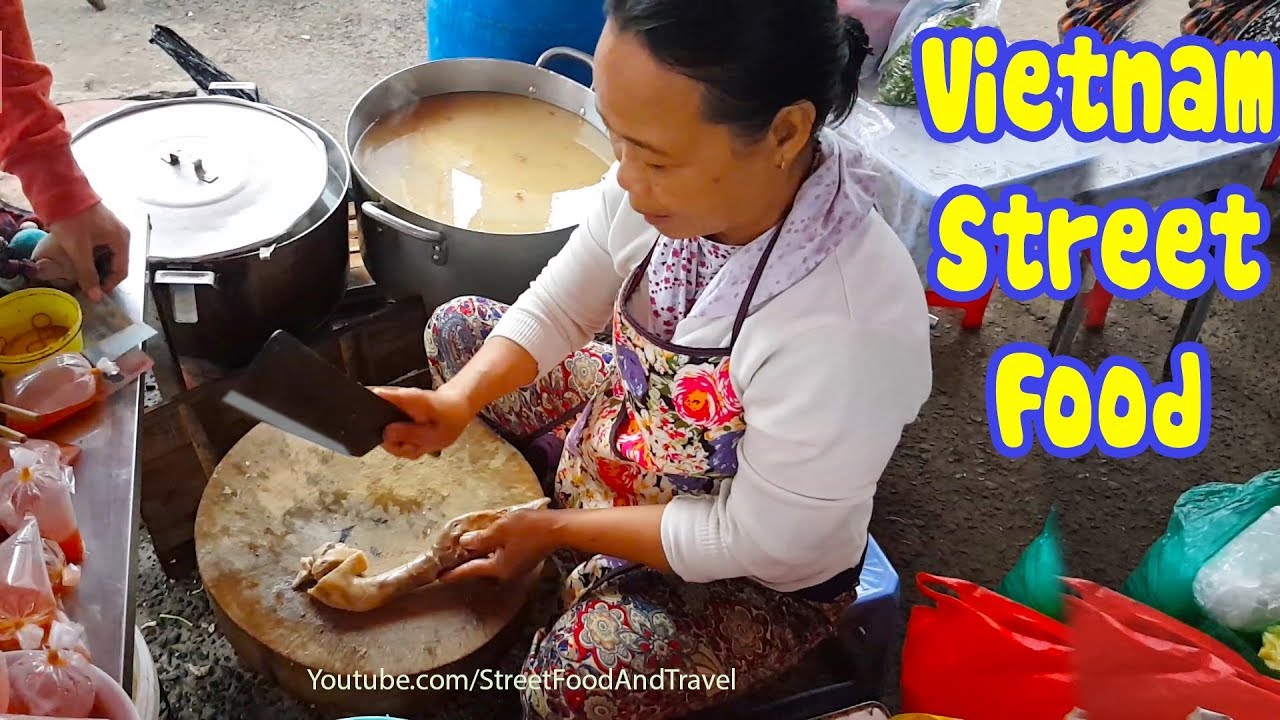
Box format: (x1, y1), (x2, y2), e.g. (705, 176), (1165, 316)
(646, 128), (880, 337)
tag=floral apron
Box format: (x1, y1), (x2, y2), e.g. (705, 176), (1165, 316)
(558, 225), (778, 500)
(550, 224), (781, 600)
(522, 228), (865, 720)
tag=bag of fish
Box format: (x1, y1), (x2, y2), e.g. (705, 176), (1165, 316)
(872, 0), (1003, 107)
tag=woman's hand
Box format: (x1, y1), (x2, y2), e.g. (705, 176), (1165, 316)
(440, 508), (560, 583)
(35, 203), (131, 302)
(372, 385), (476, 459)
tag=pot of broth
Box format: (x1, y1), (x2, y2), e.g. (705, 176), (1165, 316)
(345, 47), (614, 312)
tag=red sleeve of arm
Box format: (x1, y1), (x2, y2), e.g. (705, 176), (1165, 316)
(1, 0), (101, 225)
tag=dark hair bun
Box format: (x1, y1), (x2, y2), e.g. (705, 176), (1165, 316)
(606, 0), (866, 137)
(837, 16), (872, 124)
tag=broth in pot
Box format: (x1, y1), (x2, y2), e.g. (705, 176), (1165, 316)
(355, 91), (615, 235)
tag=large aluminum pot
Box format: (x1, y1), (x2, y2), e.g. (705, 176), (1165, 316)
(345, 47), (606, 312)
(72, 92), (352, 368)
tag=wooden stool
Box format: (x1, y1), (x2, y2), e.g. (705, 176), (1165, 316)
(194, 419), (546, 716)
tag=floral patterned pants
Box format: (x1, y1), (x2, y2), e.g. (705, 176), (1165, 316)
(426, 297), (855, 720)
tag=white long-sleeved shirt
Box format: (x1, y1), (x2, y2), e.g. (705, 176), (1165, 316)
(491, 170), (933, 592)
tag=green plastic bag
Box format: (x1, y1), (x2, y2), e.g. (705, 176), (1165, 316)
(1122, 469), (1280, 626)
(997, 507), (1067, 621)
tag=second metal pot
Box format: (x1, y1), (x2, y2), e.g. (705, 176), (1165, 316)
(345, 48), (606, 312)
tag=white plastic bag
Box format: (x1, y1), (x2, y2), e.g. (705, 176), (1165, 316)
(872, 0), (1003, 106)
(1193, 506), (1280, 633)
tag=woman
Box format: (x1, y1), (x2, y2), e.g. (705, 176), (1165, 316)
(0, 0), (131, 300)
(375, 1), (932, 717)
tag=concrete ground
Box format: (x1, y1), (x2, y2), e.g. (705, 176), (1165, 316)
(20, 1), (1274, 719)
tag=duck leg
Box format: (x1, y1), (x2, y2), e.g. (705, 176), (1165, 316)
(292, 497), (550, 612)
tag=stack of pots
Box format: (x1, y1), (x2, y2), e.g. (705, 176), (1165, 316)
(345, 47), (607, 314)
(70, 91), (352, 368)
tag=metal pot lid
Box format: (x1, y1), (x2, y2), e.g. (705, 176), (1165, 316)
(71, 96), (328, 261)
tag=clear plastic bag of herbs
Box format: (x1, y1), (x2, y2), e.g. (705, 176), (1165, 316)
(872, 0), (1001, 107)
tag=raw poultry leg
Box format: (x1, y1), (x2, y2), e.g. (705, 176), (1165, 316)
(292, 498), (550, 612)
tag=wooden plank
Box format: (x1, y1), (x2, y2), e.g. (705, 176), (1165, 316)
(140, 401), (209, 577)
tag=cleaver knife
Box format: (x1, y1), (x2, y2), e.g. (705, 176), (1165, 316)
(221, 330), (422, 457)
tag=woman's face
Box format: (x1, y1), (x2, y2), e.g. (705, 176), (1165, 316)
(592, 22), (812, 242)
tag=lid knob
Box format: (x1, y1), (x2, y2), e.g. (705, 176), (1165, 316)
(161, 152), (219, 184)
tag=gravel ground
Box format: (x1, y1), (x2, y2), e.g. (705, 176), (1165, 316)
(22, 1), (1270, 719)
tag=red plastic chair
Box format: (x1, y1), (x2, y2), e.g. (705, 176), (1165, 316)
(925, 286), (995, 330)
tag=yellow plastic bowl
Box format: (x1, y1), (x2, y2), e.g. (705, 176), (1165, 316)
(0, 288), (85, 376)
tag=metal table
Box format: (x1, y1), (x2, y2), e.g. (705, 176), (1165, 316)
(51, 230), (148, 691)
(1047, 138), (1279, 376)
(851, 104), (1098, 276)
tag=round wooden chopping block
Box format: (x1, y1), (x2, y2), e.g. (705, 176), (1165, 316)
(194, 419), (547, 715)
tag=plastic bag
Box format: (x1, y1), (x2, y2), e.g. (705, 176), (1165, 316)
(1193, 506), (1280, 633)
(900, 573), (1076, 720)
(0, 516), (58, 652)
(0, 650), (8, 716)
(873, 0), (1002, 106)
(1066, 578), (1280, 720)
(1262, 624), (1280, 672)
(2, 353), (101, 437)
(997, 507), (1067, 621)
(47, 612), (91, 660)
(42, 538), (81, 597)
(4, 349), (154, 436)
(5, 621), (98, 717)
(1122, 470), (1280, 626)
(0, 445), (82, 564)
(0, 439), (84, 473)
(2, 353), (98, 416)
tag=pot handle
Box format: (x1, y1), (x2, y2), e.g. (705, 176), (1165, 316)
(536, 47), (596, 72)
(152, 270), (217, 325)
(361, 202), (448, 266)
(208, 81), (261, 102)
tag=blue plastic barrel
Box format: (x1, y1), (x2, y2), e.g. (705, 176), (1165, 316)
(426, 0), (604, 86)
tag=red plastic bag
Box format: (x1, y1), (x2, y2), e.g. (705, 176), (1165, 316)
(900, 573), (1076, 720)
(1066, 578), (1280, 720)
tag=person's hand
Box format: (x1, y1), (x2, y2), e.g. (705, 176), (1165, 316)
(440, 507), (558, 583)
(34, 203), (131, 302)
(371, 385), (476, 460)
